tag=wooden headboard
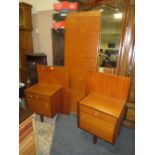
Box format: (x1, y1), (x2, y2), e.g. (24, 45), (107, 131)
(86, 71), (131, 101)
(37, 65), (70, 114)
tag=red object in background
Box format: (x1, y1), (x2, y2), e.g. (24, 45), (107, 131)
(53, 21), (65, 29)
(53, 3), (63, 11)
(54, 2), (78, 11)
(62, 1), (69, 9)
(68, 2), (78, 10)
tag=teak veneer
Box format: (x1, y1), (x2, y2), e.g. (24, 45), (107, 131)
(25, 65), (69, 121)
(64, 10), (101, 112)
(78, 72), (130, 144)
(19, 114), (36, 155)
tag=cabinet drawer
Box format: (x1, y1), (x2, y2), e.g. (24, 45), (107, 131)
(26, 98), (52, 116)
(25, 92), (50, 102)
(79, 112), (115, 142)
(80, 105), (117, 125)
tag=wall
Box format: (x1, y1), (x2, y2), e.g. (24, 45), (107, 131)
(19, 0), (59, 65)
(19, 0), (59, 13)
(32, 14), (40, 52)
(35, 11), (53, 65)
(100, 42), (120, 51)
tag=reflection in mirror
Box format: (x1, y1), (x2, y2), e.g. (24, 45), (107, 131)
(97, 5), (123, 73)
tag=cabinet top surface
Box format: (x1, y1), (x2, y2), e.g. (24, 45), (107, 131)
(79, 93), (125, 118)
(25, 83), (62, 96)
(19, 2), (32, 8)
(26, 52), (46, 57)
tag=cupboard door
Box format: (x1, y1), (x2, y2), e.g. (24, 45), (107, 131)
(20, 50), (27, 67)
(20, 31), (33, 52)
(69, 68), (86, 112)
(19, 2), (32, 30)
(65, 11), (100, 70)
(64, 11), (101, 112)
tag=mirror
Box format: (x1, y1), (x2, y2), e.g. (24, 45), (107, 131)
(94, 4), (124, 73)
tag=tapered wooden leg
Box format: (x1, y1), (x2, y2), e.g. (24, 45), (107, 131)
(40, 115), (44, 122)
(93, 135), (97, 144)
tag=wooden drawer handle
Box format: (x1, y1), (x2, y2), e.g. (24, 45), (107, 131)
(29, 95), (33, 98)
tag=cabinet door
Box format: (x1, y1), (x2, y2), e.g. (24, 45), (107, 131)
(19, 31), (33, 69)
(20, 31), (33, 52)
(69, 68), (86, 112)
(65, 11), (100, 70)
(19, 3), (32, 30)
(20, 50), (27, 67)
(64, 11), (101, 112)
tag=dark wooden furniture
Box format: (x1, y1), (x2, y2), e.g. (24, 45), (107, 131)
(25, 65), (70, 121)
(19, 2), (33, 84)
(78, 72), (130, 144)
(19, 108), (36, 155)
(64, 11), (101, 112)
(123, 102), (135, 128)
(26, 53), (47, 86)
(19, 2), (33, 30)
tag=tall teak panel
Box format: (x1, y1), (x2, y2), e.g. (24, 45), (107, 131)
(19, 2), (33, 84)
(64, 11), (101, 112)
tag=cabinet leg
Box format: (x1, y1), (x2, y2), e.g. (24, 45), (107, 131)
(40, 115), (44, 122)
(93, 135), (97, 144)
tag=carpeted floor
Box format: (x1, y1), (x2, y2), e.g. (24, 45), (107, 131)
(34, 114), (56, 155)
(50, 114), (135, 155)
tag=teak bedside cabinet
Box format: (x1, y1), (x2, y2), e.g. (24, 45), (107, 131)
(25, 83), (63, 121)
(25, 65), (70, 122)
(78, 72), (130, 144)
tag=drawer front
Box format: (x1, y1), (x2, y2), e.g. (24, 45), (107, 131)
(25, 92), (50, 102)
(26, 98), (52, 116)
(79, 111), (116, 142)
(80, 105), (117, 124)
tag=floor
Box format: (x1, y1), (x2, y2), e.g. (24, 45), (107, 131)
(50, 114), (135, 155)
(34, 114), (56, 155)
(34, 114), (134, 155)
